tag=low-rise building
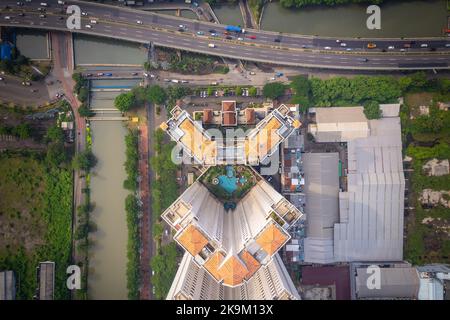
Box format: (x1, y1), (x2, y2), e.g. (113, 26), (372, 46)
(0, 270), (16, 300)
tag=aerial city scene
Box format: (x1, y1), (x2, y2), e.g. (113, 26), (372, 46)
(1, 0), (450, 305)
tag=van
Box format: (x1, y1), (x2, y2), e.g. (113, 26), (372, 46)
(208, 43), (216, 48)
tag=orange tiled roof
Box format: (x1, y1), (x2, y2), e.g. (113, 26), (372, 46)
(255, 223), (288, 255)
(176, 224), (209, 256)
(240, 250), (261, 280)
(245, 108), (255, 124)
(222, 101), (236, 112)
(204, 251), (225, 281)
(203, 109), (213, 124)
(218, 255), (249, 287)
(179, 118), (216, 161)
(222, 112), (236, 126)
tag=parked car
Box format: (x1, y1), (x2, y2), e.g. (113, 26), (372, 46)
(136, 20), (142, 24)
(196, 31), (204, 35)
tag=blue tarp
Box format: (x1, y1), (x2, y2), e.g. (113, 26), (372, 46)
(0, 43), (12, 60)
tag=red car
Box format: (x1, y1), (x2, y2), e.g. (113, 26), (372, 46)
(248, 35), (256, 39)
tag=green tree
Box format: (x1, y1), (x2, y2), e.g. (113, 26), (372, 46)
(153, 222), (164, 240)
(78, 104), (93, 117)
(146, 85), (167, 105)
(263, 82), (286, 100)
(46, 142), (66, 167)
(13, 123), (31, 139)
(73, 150), (97, 171)
(46, 125), (64, 143)
(248, 86), (257, 97)
(363, 100), (382, 120)
(236, 86), (243, 96)
(115, 92), (136, 112)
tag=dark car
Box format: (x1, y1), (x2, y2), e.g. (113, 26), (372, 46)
(209, 29), (216, 33)
(178, 27), (185, 32)
(274, 38), (281, 43)
(225, 35), (232, 40)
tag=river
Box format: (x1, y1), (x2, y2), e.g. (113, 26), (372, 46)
(87, 80), (139, 300)
(260, 0), (447, 38)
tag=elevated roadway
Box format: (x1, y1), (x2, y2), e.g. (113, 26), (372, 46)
(1, 0), (449, 70)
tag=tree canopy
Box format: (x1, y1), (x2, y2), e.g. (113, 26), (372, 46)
(115, 92), (136, 112)
(146, 85), (167, 105)
(363, 100), (382, 120)
(263, 82), (286, 100)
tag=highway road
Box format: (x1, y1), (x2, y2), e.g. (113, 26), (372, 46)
(1, 0), (450, 70)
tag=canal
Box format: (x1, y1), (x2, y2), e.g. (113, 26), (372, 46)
(260, 0), (447, 38)
(15, 29), (49, 60)
(73, 34), (147, 66)
(87, 79), (139, 300)
(213, 4), (244, 26)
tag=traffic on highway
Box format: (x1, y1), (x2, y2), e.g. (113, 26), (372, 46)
(1, 0), (449, 70)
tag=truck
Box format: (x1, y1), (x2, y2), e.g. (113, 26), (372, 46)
(225, 25), (245, 34)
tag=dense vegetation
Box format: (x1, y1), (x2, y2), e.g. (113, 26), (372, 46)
(123, 129), (141, 299)
(150, 242), (178, 300)
(309, 76), (401, 107)
(0, 150), (72, 299)
(263, 82), (286, 100)
(114, 85), (168, 113)
(149, 129), (180, 299)
(280, 0), (385, 9)
(400, 75), (450, 264)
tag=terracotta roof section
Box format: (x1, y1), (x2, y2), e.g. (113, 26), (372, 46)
(222, 112), (237, 126)
(240, 250), (261, 280)
(245, 108), (255, 124)
(218, 255), (249, 287)
(255, 223), (289, 255)
(176, 224), (209, 256)
(203, 109), (213, 124)
(222, 101), (236, 112)
(204, 251), (225, 281)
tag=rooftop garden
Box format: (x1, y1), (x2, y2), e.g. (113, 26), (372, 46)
(200, 165), (257, 204)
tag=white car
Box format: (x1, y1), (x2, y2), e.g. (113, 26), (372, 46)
(143, 72), (149, 77)
(237, 37), (244, 41)
(340, 43), (347, 47)
(179, 24), (185, 29)
(400, 48), (406, 52)
(4, 16), (11, 20)
(136, 20), (142, 24)
(445, 44), (450, 48)
(336, 39), (341, 43)
(388, 46), (395, 50)
(81, 12), (87, 16)
(90, 20), (97, 24)
(420, 43), (428, 48)
(208, 43), (216, 48)
(85, 24), (91, 29)
(346, 48), (353, 51)
(0, 77), (4, 81)
(324, 46), (331, 50)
